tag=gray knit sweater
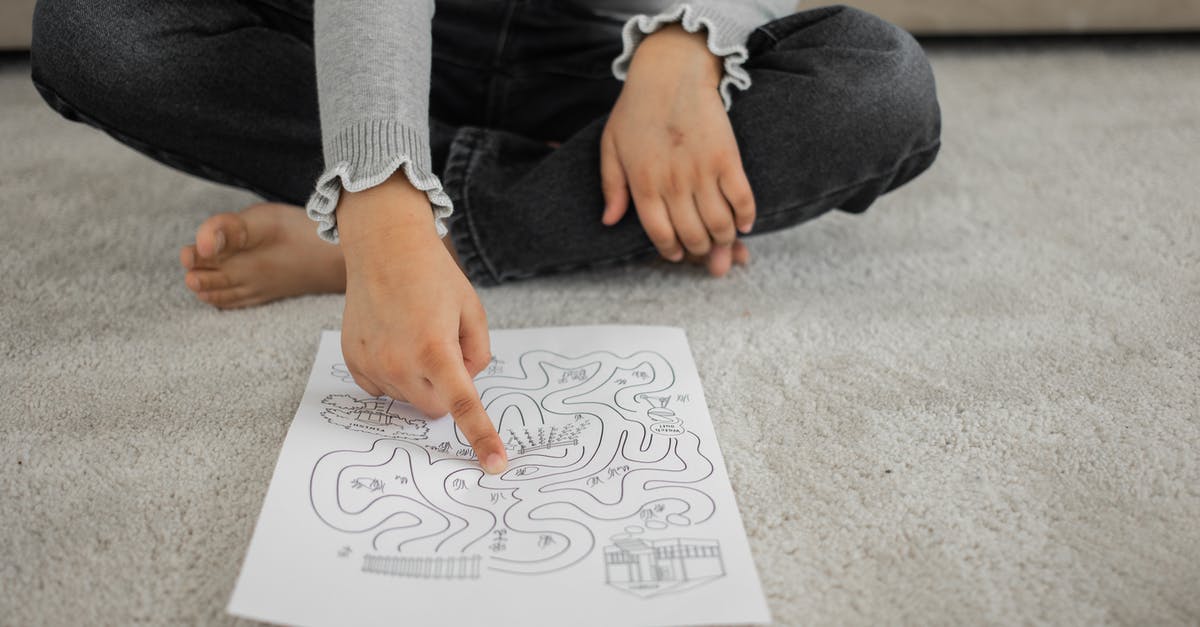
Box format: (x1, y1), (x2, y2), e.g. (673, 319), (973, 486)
(306, 0), (796, 241)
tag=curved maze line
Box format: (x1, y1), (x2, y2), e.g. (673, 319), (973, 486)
(310, 350), (719, 575)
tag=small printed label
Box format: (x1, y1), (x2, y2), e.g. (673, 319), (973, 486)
(649, 423), (685, 436)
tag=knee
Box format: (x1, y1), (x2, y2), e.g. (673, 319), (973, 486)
(831, 6), (941, 148)
(735, 6), (942, 215)
(31, 0), (144, 116)
(32, 0), (91, 90)
(750, 6), (940, 150)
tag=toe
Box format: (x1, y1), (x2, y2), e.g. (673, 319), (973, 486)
(196, 285), (259, 310)
(196, 212), (249, 261)
(707, 244), (733, 278)
(182, 244), (222, 270)
(179, 245), (196, 270)
(185, 270), (235, 293)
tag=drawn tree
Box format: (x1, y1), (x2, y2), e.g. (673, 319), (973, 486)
(323, 394), (364, 412)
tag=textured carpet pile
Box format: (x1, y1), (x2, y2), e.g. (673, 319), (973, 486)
(1, 39), (1198, 625)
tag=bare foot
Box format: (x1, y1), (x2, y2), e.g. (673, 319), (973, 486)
(179, 202), (347, 309)
(180, 202), (467, 309)
(680, 240), (751, 277)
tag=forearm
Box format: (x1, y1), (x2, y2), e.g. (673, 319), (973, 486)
(336, 173), (440, 272)
(307, 0), (451, 243)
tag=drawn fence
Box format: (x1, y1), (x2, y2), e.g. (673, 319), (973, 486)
(362, 554), (482, 580)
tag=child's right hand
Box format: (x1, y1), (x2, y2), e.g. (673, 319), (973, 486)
(335, 174), (508, 474)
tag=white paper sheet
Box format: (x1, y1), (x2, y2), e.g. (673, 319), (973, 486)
(228, 326), (770, 627)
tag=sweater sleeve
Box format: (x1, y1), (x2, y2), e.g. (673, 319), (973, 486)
(306, 0), (452, 243)
(610, 0), (797, 110)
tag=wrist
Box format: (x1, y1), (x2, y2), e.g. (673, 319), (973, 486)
(629, 24), (722, 87)
(336, 173), (442, 275)
(337, 173), (438, 245)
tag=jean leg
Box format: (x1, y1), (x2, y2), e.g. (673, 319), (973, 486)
(494, 0), (625, 141)
(30, 0), (324, 205)
(441, 5), (942, 285)
(736, 5), (942, 231)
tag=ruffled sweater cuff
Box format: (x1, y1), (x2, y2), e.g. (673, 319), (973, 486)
(305, 120), (452, 243)
(611, 3), (757, 111)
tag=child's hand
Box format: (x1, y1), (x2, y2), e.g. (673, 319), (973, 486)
(600, 24), (756, 277)
(336, 174), (507, 474)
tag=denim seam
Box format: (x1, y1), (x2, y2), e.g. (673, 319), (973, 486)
(443, 134), (479, 279)
(543, 248), (653, 275)
(445, 128), (503, 285)
(462, 132), (503, 283)
(30, 76), (295, 205)
(251, 0), (313, 23)
(757, 139), (942, 222)
(490, 247), (653, 284)
(446, 130), (657, 283)
(454, 138), (941, 284)
(752, 25), (781, 45)
(432, 52), (613, 80)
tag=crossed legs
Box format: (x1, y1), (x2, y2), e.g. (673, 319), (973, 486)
(31, 1), (940, 304)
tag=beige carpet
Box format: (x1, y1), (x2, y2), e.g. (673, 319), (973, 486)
(2, 38), (1198, 626)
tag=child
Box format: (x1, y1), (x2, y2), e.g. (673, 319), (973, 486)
(31, 0), (940, 472)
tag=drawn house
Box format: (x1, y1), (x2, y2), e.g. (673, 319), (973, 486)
(604, 537), (724, 598)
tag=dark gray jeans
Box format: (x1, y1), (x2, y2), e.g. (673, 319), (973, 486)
(30, 0), (941, 286)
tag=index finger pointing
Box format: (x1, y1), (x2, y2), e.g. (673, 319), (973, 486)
(430, 352), (508, 474)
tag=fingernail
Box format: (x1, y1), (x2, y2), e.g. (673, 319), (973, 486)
(670, 251), (685, 263)
(739, 224), (753, 234)
(213, 230), (226, 254)
(482, 453), (508, 475)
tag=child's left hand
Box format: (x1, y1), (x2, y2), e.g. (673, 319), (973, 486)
(601, 24), (756, 277)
